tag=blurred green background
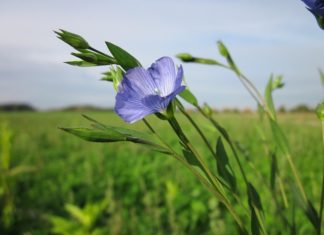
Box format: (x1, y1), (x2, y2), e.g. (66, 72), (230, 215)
(0, 111), (321, 234)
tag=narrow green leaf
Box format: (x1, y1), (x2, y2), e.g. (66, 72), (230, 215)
(82, 115), (156, 140)
(60, 127), (126, 142)
(250, 208), (261, 235)
(215, 137), (236, 192)
(292, 183), (321, 231)
(270, 152), (277, 191)
(72, 52), (117, 66)
(217, 41), (240, 75)
(182, 149), (200, 166)
(99, 67), (124, 90)
(65, 60), (98, 67)
(81, 115), (169, 154)
(65, 204), (91, 226)
(247, 183), (265, 235)
(179, 89), (198, 107)
(247, 183), (263, 212)
(305, 200), (320, 229)
(106, 42), (141, 70)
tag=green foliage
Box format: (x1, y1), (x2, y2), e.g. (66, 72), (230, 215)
(0, 124), (35, 233)
(65, 60), (98, 67)
(0, 112), (321, 234)
(179, 89), (198, 107)
(71, 52), (116, 66)
(178, 40), (322, 234)
(106, 42), (141, 70)
(101, 67), (124, 91)
(60, 127), (127, 142)
(48, 199), (108, 235)
(315, 102), (324, 120)
(264, 75), (284, 121)
(214, 138), (236, 192)
(247, 183), (265, 235)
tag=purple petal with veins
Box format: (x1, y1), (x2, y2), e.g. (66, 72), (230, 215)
(115, 56), (185, 123)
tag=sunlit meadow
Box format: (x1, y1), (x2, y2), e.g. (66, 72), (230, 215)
(1, 1), (324, 235)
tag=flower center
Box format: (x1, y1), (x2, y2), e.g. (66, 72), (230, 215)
(154, 88), (161, 96)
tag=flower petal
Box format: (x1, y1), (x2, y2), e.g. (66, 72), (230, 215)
(148, 57), (179, 97)
(175, 65), (184, 89)
(159, 85), (186, 109)
(115, 92), (157, 123)
(302, 0), (324, 15)
(302, 0), (316, 8)
(123, 67), (158, 96)
(115, 57), (185, 123)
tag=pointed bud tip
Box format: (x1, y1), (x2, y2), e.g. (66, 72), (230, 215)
(176, 53), (194, 62)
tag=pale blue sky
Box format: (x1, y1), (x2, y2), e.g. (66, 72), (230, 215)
(0, 0), (323, 110)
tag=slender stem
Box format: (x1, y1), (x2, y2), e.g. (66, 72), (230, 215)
(89, 46), (110, 57)
(176, 100), (216, 158)
(167, 116), (224, 192)
(239, 73), (270, 115)
(319, 120), (324, 234)
(142, 118), (248, 233)
(176, 102), (251, 214)
(218, 63), (271, 117)
(222, 64), (308, 202)
(196, 105), (270, 233)
(277, 175), (289, 208)
(197, 106), (249, 185)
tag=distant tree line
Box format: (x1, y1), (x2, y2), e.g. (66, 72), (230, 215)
(0, 103), (36, 112)
(0, 103), (316, 113)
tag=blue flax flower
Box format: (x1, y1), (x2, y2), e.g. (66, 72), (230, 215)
(302, 0), (324, 15)
(302, 0), (324, 28)
(115, 57), (185, 123)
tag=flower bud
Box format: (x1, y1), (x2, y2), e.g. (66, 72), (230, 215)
(55, 29), (90, 50)
(176, 53), (195, 62)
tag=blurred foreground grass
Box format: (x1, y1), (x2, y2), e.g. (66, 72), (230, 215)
(0, 111), (322, 234)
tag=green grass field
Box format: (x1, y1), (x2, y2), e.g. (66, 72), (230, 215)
(0, 111), (322, 234)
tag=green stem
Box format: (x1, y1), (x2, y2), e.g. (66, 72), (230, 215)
(319, 121), (324, 234)
(176, 99), (216, 160)
(223, 64), (307, 202)
(217, 63), (272, 118)
(89, 46), (110, 57)
(167, 116), (224, 191)
(196, 106), (269, 234)
(142, 118), (248, 233)
(197, 106), (249, 185)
